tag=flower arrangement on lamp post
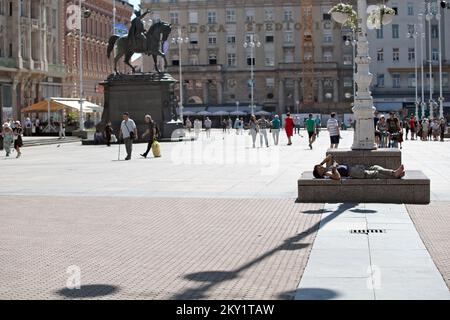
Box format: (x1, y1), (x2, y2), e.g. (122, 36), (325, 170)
(367, 4), (396, 30)
(329, 3), (358, 27)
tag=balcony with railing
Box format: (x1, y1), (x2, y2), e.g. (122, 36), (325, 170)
(167, 64), (223, 74)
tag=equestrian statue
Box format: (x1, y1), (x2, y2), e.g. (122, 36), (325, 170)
(107, 8), (172, 74)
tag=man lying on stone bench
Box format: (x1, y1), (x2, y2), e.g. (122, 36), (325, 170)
(313, 154), (406, 180)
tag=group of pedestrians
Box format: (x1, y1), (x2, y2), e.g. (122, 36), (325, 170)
(1, 119), (23, 158)
(375, 111), (447, 148)
(403, 116), (447, 142)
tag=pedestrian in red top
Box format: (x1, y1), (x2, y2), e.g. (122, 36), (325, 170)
(285, 113), (294, 145)
(409, 116), (416, 140)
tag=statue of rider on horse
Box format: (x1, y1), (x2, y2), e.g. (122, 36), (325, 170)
(107, 7), (172, 74)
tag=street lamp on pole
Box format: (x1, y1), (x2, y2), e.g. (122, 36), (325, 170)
(171, 28), (189, 123)
(345, 33), (357, 106)
(426, 2), (435, 119)
(436, 5), (444, 119)
(78, 0), (91, 131)
(418, 13), (426, 119)
(407, 26), (419, 120)
(243, 34), (261, 116)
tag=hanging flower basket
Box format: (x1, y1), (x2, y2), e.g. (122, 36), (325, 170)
(331, 12), (349, 24)
(329, 3), (357, 25)
(367, 5), (395, 29)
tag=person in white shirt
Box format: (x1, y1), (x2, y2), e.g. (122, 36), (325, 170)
(204, 117), (212, 138)
(327, 112), (340, 149)
(119, 112), (138, 161)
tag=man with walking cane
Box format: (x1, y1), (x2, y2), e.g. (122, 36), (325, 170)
(118, 112), (138, 161)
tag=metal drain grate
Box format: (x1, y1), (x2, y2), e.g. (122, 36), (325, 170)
(350, 229), (386, 234)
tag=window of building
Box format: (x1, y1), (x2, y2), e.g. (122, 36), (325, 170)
(392, 74), (401, 88)
(265, 9), (274, 21)
(246, 8), (255, 23)
(227, 53), (236, 67)
(189, 12), (198, 24)
(323, 33), (333, 43)
(227, 34), (236, 44)
(323, 51), (333, 62)
(408, 48), (415, 62)
(431, 25), (438, 39)
(392, 24), (399, 38)
(208, 34), (217, 46)
(283, 8), (293, 22)
(266, 78), (275, 87)
(170, 12), (179, 25)
(407, 3), (414, 16)
(226, 9), (236, 23)
(377, 48), (384, 62)
(343, 55), (353, 65)
(393, 48), (400, 62)
(284, 50), (294, 63)
(209, 54), (217, 65)
(408, 74), (416, 87)
(172, 54), (179, 66)
(207, 11), (217, 24)
(247, 54), (255, 66)
(343, 78), (353, 87)
(432, 48), (439, 62)
(265, 51), (275, 66)
(376, 26), (384, 39)
(189, 34), (199, 44)
(284, 32), (293, 43)
(265, 35), (274, 43)
(377, 74), (385, 87)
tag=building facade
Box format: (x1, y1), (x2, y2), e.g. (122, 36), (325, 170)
(0, 0), (65, 121)
(141, 0), (450, 117)
(367, 0), (450, 116)
(63, 0), (133, 108)
(141, 0), (355, 115)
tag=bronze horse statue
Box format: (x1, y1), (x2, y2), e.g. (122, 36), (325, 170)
(107, 21), (172, 74)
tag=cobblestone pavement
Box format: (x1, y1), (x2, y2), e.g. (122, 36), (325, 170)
(0, 196), (322, 300)
(407, 202), (450, 290)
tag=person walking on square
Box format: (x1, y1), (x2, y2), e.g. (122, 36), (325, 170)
(238, 117), (245, 135)
(141, 115), (157, 159)
(403, 117), (410, 140)
(234, 117), (241, 135)
(119, 112), (137, 161)
(105, 122), (113, 147)
(221, 119), (227, 134)
(249, 115), (259, 148)
(305, 114), (316, 150)
(421, 119), (429, 141)
(294, 116), (301, 135)
(58, 119), (66, 140)
(24, 118), (32, 137)
(327, 112), (340, 149)
(227, 117), (233, 134)
(13, 121), (23, 158)
(431, 119), (441, 141)
(257, 115), (270, 148)
(204, 117), (212, 139)
(315, 115), (322, 137)
(409, 116), (416, 140)
(194, 119), (202, 139)
(185, 117), (192, 134)
(440, 118), (447, 142)
(271, 115), (281, 146)
(34, 116), (40, 135)
(1, 123), (13, 157)
(284, 113), (294, 146)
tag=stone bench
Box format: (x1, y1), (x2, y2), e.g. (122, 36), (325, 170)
(297, 170), (430, 204)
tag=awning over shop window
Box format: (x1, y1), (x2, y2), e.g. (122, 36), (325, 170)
(374, 102), (403, 112)
(21, 98), (102, 114)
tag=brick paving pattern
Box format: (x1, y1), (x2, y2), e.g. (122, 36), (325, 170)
(0, 196), (322, 300)
(407, 202), (450, 289)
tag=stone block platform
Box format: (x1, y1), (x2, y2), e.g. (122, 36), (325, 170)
(327, 149), (401, 170)
(297, 170), (430, 204)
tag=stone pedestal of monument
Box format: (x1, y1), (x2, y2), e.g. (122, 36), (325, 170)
(98, 73), (178, 141)
(326, 149), (402, 170)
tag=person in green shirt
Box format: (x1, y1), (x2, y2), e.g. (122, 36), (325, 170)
(305, 114), (316, 149)
(271, 115), (281, 146)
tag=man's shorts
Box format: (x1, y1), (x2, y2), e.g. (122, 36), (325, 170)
(330, 135), (340, 144)
(308, 131), (316, 139)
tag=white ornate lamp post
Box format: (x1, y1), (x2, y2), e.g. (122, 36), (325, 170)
(243, 34), (261, 116)
(436, 4), (444, 119)
(331, 1), (396, 150)
(171, 27), (189, 123)
(351, 0), (376, 150)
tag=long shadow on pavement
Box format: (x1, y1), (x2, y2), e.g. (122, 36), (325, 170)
(56, 284), (120, 299)
(170, 203), (358, 300)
